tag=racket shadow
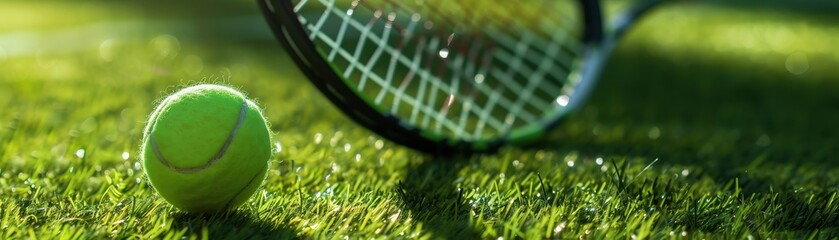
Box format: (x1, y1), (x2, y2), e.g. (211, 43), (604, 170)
(395, 157), (482, 238)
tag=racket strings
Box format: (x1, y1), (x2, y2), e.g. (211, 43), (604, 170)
(300, 0), (512, 135)
(293, 0), (584, 140)
(391, 0), (583, 106)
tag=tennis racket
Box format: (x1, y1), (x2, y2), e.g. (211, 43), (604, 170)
(259, 0), (664, 155)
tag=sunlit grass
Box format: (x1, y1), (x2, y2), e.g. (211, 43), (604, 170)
(633, 3), (839, 78)
(0, 2), (126, 32)
(1, 1), (838, 239)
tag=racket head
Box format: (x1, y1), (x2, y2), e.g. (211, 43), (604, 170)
(259, 0), (604, 155)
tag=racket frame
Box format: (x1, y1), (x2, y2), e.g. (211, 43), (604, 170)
(258, 0), (604, 155)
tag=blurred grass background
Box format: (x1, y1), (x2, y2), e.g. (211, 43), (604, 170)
(1, 0), (838, 238)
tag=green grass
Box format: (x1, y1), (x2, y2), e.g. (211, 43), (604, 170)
(2, 0), (839, 239)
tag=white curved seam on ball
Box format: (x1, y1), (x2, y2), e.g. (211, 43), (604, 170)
(223, 167), (263, 209)
(151, 102), (248, 173)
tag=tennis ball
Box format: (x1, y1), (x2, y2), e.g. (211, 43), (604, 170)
(141, 84), (272, 213)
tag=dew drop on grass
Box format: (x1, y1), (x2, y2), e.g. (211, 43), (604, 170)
(564, 152), (578, 165)
(648, 126), (661, 140)
(389, 210), (400, 222)
(75, 149), (85, 158)
(474, 73), (485, 84)
(385, 13), (396, 28)
(554, 222), (566, 233)
(592, 125), (602, 135)
(424, 21), (433, 30)
(122, 152), (130, 160)
(274, 142), (283, 153)
(595, 157), (604, 165)
(314, 133), (323, 144)
(183, 55), (204, 75)
(556, 95), (569, 107)
(374, 140), (384, 150)
(330, 131), (343, 146)
(438, 48), (449, 58)
(344, 143), (351, 152)
(149, 34), (180, 60)
(355, 154), (361, 162)
(756, 134), (771, 147)
(785, 52), (809, 75)
(99, 39), (116, 62)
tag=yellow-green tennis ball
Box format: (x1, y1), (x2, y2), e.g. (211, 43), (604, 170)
(141, 84), (271, 213)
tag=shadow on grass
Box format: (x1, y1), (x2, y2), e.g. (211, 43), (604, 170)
(170, 210), (297, 239)
(394, 157), (482, 239)
(530, 40), (839, 175)
(518, 40), (839, 233)
(706, 0), (839, 14)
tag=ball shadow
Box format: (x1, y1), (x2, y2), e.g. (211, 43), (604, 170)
(169, 210), (297, 239)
